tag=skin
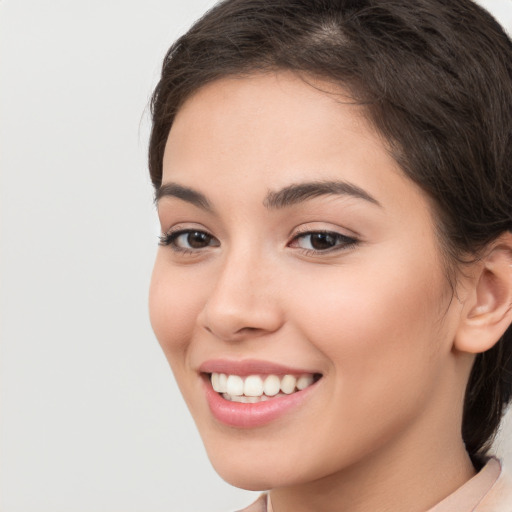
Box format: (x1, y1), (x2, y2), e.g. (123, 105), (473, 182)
(149, 72), (480, 512)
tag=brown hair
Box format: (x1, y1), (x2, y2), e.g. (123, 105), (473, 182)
(148, 0), (512, 461)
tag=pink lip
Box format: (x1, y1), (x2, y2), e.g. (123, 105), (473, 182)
(199, 358), (318, 376)
(199, 360), (321, 428)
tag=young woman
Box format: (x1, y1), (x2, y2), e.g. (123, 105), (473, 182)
(148, 0), (512, 510)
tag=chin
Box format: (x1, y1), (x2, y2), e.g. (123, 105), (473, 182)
(212, 462), (288, 491)
(219, 472), (273, 492)
(204, 435), (334, 492)
(203, 441), (296, 491)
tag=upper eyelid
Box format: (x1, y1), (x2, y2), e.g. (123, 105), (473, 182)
(289, 230), (358, 244)
(161, 226), (357, 239)
(290, 224), (359, 240)
(162, 227), (216, 240)
(161, 222), (214, 235)
(161, 226), (219, 243)
(288, 232), (359, 256)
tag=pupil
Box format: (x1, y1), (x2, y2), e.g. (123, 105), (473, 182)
(188, 231), (210, 248)
(311, 233), (335, 250)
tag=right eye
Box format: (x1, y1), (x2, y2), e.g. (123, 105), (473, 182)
(159, 229), (220, 252)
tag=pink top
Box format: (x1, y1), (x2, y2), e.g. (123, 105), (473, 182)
(237, 458), (512, 512)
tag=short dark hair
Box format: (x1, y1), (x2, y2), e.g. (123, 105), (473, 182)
(148, 0), (512, 461)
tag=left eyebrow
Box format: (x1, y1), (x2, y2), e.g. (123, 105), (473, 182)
(263, 180), (382, 209)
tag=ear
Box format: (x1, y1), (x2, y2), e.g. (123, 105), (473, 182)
(454, 232), (512, 354)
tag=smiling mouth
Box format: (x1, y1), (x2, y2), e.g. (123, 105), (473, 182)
(208, 372), (322, 403)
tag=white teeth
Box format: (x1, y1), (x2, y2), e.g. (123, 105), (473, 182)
(211, 372), (228, 393)
(280, 374), (297, 394)
(297, 374), (314, 390)
(223, 392), (281, 402)
(263, 375), (281, 396)
(218, 373), (228, 393)
(230, 395), (260, 403)
(210, 372), (317, 400)
(211, 372), (220, 392)
(226, 375), (244, 396)
(244, 375), (264, 397)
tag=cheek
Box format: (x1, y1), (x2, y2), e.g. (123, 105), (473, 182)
(149, 255), (205, 361)
(270, 254), (454, 474)
(289, 249), (449, 405)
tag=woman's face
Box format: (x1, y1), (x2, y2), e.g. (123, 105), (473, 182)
(149, 72), (468, 490)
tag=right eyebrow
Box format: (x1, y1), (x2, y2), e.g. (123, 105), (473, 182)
(155, 183), (213, 212)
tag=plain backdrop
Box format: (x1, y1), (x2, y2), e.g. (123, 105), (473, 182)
(1, 1), (511, 511)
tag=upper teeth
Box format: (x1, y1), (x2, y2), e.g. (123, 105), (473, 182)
(210, 372), (315, 397)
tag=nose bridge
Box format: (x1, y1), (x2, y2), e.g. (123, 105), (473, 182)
(200, 241), (282, 340)
(222, 245), (258, 294)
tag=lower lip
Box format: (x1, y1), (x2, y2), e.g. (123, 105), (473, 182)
(202, 375), (319, 428)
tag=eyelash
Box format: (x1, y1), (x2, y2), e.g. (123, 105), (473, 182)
(158, 228), (358, 255)
(289, 230), (358, 255)
(158, 229), (219, 254)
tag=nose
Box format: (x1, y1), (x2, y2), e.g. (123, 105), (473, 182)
(197, 249), (284, 342)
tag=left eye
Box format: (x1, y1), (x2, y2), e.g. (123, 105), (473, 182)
(291, 231), (357, 251)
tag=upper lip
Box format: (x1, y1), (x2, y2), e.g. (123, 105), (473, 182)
(198, 358), (321, 376)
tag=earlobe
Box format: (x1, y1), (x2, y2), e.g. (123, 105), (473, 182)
(454, 232), (512, 354)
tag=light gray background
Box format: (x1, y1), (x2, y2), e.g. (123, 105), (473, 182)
(1, 1), (511, 511)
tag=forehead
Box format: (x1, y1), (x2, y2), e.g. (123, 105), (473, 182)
(169, 72), (365, 132)
(163, 72), (394, 189)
